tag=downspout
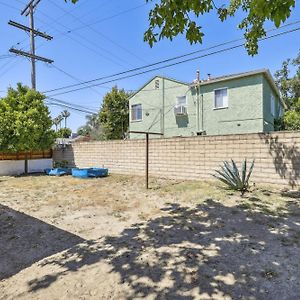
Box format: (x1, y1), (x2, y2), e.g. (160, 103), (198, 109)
(196, 70), (201, 133)
(201, 94), (204, 133)
(162, 77), (165, 137)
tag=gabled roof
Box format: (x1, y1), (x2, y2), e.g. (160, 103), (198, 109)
(128, 75), (189, 100)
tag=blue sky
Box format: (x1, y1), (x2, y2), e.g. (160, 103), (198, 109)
(0, 0), (299, 131)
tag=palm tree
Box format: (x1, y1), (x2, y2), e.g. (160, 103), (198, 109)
(61, 110), (71, 128)
(57, 115), (63, 130)
(53, 117), (60, 132)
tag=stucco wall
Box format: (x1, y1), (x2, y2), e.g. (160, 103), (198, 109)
(0, 159), (52, 176)
(200, 75), (264, 135)
(129, 75), (270, 138)
(54, 131), (300, 187)
(263, 76), (283, 132)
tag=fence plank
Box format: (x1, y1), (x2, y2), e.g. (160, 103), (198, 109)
(0, 150), (52, 161)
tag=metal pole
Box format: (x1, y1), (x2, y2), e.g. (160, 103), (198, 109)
(29, 4), (36, 90)
(146, 133), (149, 189)
(162, 78), (165, 137)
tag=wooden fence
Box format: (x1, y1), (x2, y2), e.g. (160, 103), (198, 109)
(0, 150), (52, 161)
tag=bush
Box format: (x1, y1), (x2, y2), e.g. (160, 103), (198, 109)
(56, 128), (72, 138)
(54, 160), (69, 168)
(213, 159), (255, 195)
(283, 110), (300, 131)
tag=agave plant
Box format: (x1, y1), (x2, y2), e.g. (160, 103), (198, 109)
(213, 159), (255, 195)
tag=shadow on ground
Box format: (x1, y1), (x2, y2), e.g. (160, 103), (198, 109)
(0, 204), (85, 281)
(31, 199), (300, 299)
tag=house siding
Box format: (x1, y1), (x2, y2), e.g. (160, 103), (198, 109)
(129, 73), (278, 138)
(262, 76), (283, 132)
(199, 74), (264, 135)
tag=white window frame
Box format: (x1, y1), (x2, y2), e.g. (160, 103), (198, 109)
(131, 104), (143, 122)
(213, 87), (228, 109)
(176, 95), (187, 106)
(271, 93), (276, 116)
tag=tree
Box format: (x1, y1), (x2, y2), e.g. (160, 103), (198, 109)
(77, 114), (104, 140)
(57, 114), (64, 130)
(0, 83), (55, 173)
(53, 116), (61, 132)
(67, 0), (296, 55)
(56, 127), (72, 138)
(274, 51), (300, 109)
(99, 87), (131, 140)
(61, 110), (71, 128)
(275, 51), (300, 130)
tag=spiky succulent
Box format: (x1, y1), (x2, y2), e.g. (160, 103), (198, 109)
(213, 159), (255, 195)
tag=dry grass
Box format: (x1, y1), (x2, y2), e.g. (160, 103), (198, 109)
(0, 174), (299, 300)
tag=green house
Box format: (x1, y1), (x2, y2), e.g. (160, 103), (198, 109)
(129, 69), (285, 138)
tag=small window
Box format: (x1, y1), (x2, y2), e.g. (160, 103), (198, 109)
(131, 104), (142, 121)
(176, 96), (187, 106)
(155, 80), (160, 89)
(271, 94), (276, 116)
(214, 88), (228, 109)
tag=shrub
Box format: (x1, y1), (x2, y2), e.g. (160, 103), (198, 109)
(54, 160), (69, 168)
(213, 159), (255, 195)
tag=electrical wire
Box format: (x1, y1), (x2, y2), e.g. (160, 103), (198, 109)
(43, 23), (300, 96)
(48, 0), (148, 64)
(44, 20), (300, 93)
(49, 64), (110, 96)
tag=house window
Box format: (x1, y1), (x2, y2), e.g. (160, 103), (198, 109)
(131, 104), (142, 121)
(176, 96), (187, 106)
(214, 88), (228, 109)
(271, 93), (276, 116)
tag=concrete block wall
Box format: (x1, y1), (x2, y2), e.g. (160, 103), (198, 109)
(53, 131), (300, 187)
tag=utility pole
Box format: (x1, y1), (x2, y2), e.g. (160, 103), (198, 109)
(29, 4), (36, 90)
(8, 0), (53, 90)
(8, 0), (53, 174)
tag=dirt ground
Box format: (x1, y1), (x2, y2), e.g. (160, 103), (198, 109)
(0, 174), (299, 300)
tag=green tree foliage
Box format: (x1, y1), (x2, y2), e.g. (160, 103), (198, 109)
(275, 51), (300, 130)
(66, 0), (295, 55)
(144, 0), (296, 55)
(0, 83), (55, 152)
(99, 87), (131, 140)
(275, 51), (300, 108)
(77, 114), (104, 140)
(56, 127), (72, 138)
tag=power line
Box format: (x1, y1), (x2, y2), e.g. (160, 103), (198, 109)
(43, 21), (300, 95)
(65, 3), (146, 34)
(9, 0), (53, 90)
(45, 26), (300, 97)
(48, 0), (148, 64)
(49, 64), (108, 96)
(46, 98), (98, 114)
(46, 97), (99, 111)
(9, 0), (141, 70)
(34, 10), (130, 68)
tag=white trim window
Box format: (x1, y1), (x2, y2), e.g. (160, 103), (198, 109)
(131, 104), (142, 121)
(176, 95), (187, 106)
(271, 93), (276, 116)
(214, 88), (228, 109)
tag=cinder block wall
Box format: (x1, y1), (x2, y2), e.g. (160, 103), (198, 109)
(53, 131), (300, 187)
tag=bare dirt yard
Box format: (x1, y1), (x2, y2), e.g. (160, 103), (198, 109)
(0, 174), (299, 300)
